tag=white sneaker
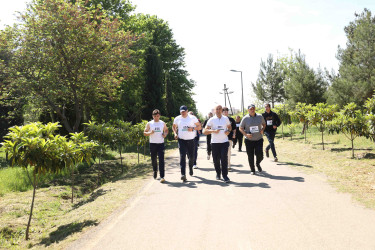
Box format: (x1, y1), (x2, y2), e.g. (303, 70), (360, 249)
(228, 166), (231, 170)
(160, 178), (165, 183)
(193, 165), (198, 169)
(207, 154), (210, 160)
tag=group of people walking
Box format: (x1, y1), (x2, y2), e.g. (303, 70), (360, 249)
(144, 103), (281, 183)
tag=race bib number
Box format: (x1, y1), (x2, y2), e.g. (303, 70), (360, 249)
(236, 124), (240, 127)
(216, 125), (225, 131)
(250, 126), (259, 133)
(154, 127), (161, 132)
(182, 125), (189, 131)
(267, 120), (273, 126)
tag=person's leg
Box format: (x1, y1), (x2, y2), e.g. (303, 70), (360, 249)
(237, 133), (243, 151)
(150, 143), (158, 179)
(194, 136), (199, 166)
(186, 139), (195, 176)
(265, 132), (271, 153)
(244, 139), (256, 173)
(269, 132), (277, 158)
(207, 134), (212, 158)
(227, 140), (233, 169)
(178, 139), (187, 176)
(211, 143), (222, 178)
(255, 139), (264, 171)
(158, 143), (165, 178)
(221, 142), (229, 180)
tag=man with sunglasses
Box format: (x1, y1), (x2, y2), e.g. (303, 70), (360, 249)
(222, 107), (236, 170)
(239, 104), (266, 175)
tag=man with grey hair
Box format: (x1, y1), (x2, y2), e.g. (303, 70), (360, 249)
(239, 104), (266, 175)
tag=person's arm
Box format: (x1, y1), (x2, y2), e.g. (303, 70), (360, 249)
(172, 123), (178, 139)
(143, 123), (153, 136)
(239, 125), (252, 139)
(163, 123), (169, 138)
(261, 117), (266, 135)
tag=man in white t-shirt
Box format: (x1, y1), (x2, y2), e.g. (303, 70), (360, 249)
(172, 105), (202, 182)
(203, 105), (232, 183)
(144, 109), (169, 183)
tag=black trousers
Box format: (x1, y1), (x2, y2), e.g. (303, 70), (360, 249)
(233, 131), (243, 150)
(244, 139), (264, 172)
(211, 142), (229, 178)
(206, 134), (212, 155)
(178, 139), (195, 176)
(150, 143), (165, 178)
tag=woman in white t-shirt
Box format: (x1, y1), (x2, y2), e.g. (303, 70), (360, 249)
(144, 109), (168, 183)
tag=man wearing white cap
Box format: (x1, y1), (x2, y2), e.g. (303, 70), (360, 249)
(172, 105), (202, 182)
(239, 104), (266, 175)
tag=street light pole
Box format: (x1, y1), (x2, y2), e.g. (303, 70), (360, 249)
(230, 69), (244, 116)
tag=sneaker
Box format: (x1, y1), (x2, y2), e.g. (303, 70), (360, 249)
(228, 166), (231, 171)
(223, 177), (230, 183)
(189, 167), (193, 176)
(265, 150), (269, 158)
(232, 144), (235, 148)
(193, 165), (198, 169)
(250, 172), (255, 175)
(160, 178), (165, 183)
(207, 154), (210, 160)
(274, 157), (278, 162)
(153, 172), (157, 179)
(181, 175), (187, 182)
(216, 175), (221, 180)
(257, 165), (262, 173)
(239, 149), (242, 152)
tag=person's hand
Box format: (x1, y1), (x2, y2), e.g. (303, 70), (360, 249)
(246, 133), (252, 139)
(232, 134), (236, 139)
(188, 127), (194, 132)
(261, 130), (264, 135)
(213, 129), (220, 134)
(224, 130), (230, 136)
(150, 130), (155, 134)
(273, 125), (277, 129)
(162, 133), (167, 138)
(174, 134), (178, 140)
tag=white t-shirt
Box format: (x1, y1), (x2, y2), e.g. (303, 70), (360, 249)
(173, 114), (199, 140)
(148, 120), (165, 144)
(206, 115), (231, 143)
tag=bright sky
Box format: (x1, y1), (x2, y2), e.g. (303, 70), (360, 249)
(1, 0), (375, 115)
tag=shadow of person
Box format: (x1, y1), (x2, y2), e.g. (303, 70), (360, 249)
(166, 180), (198, 188)
(257, 171), (304, 182)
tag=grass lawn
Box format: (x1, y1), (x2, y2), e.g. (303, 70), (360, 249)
(275, 124), (375, 209)
(0, 141), (177, 249)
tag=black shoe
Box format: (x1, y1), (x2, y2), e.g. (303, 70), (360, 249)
(223, 176), (230, 183)
(153, 172), (157, 179)
(239, 149), (242, 152)
(257, 165), (262, 173)
(265, 150), (269, 158)
(216, 175), (221, 180)
(189, 167), (193, 176)
(181, 175), (187, 182)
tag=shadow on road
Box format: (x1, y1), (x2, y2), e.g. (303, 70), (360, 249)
(257, 171), (304, 182)
(277, 161), (313, 168)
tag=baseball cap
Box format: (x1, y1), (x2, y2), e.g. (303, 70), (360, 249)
(179, 105), (188, 112)
(248, 104), (256, 109)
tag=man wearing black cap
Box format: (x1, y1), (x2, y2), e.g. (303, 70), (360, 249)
(239, 104), (266, 175)
(172, 105), (202, 182)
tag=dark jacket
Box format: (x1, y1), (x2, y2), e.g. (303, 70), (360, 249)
(262, 110), (281, 133)
(227, 116), (236, 141)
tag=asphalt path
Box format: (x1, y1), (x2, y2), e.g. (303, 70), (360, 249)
(70, 136), (375, 250)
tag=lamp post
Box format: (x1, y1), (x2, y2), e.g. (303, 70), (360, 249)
(230, 69), (244, 116)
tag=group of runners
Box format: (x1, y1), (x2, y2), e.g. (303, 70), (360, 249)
(143, 103), (281, 183)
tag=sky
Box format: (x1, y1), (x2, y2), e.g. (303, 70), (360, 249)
(1, 0), (375, 115)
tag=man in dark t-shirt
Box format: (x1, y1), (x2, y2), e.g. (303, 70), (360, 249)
(262, 103), (281, 162)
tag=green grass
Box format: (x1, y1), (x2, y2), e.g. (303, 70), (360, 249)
(0, 140), (178, 249)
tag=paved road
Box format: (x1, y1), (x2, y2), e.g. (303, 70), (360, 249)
(70, 136), (375, 250)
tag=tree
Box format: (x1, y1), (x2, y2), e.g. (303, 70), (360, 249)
(273, 103), (291, 139)
(364, 95), (375, 142)
(307, 103), (337, 150)
(289, 102), (313, 142)
(252, 54), (285, 107)
(327, 9), (375, 107)
(279, 50), (328, 105)
(328, 103), (367, 158)
(0, 0), (137, 133)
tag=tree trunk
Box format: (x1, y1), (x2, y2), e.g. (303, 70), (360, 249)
(322, 130), (325, 150)
(119, 149), (123, 174)
(71, 166), (74, 203)
(26, 173), (38, 240)
(351, 133), (355, 159)
(282, 124), (284, 140)
(144, 144), (146, 160)
(137, 145), (140, 164)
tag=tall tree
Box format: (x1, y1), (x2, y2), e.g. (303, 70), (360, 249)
(279, 50), (328, 106)
(252, 54), (285, 107)
(327, 9), (375, 107)
(0, 0), (137, 133)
